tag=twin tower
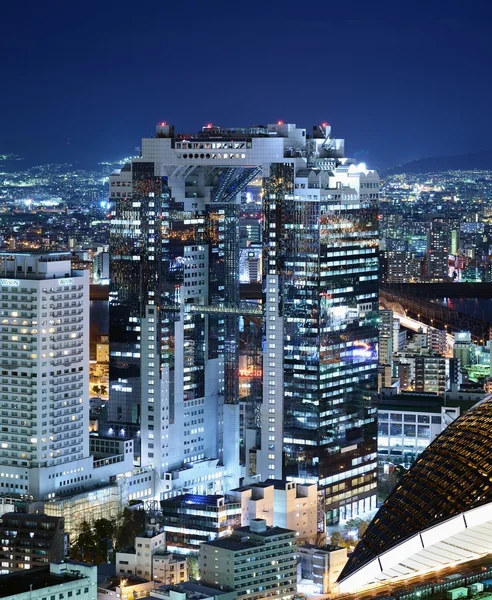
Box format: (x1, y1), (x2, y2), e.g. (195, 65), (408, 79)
(106, 121), (380, 524)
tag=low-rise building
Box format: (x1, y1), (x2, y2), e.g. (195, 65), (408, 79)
(116, 530), (165, 581)
(161, 494), (241, 555)
(149, 582), (237, 600)
(228, 480), (320, 543)
(0, 513), (65, 573)
(298, 544), (348, 594)
(98, 575), (155, 600)
(115, 529), (187, 584)
(393, 352), (460, 396)
(41, 465), (155, 536)
(0, 561), (96, 600)
(199, 519), (297, 600)
(152, 552), (187, 585)
(377, 392), (460, 462)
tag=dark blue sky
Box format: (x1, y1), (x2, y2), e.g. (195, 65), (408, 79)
(1, 0), (491, 169)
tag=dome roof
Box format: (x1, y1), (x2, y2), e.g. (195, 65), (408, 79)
(339, 395), (492, 582)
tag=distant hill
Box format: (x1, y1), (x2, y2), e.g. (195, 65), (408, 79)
(383, 150), (492, 176)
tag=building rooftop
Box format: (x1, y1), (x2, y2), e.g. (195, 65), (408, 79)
(0, 512), (63, 526)
(90, 433), (133, 442)
(98, 575), (148, 591)
(0, 250), (71, 257)
(161, 493), (236, 508)
(202, 537), (254, 552)
(299, 544), (344, 552)
(232, 524), (293, 538)
(204, 524), (294, 552)
(230, 478), (313, 492)
(378, 393), (445, 413)
(0, 567), (80, 598)
(152, 581), (233, 600)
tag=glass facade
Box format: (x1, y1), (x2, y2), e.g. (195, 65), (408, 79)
(263, 163), (379, 523)
(109, 148), (257, 475)
(108, 163), (166, 443)
(108, 123), (379, 512)
(340, 395), (492, 581)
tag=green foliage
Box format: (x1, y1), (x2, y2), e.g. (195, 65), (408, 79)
(114, 507), (146, 551)
(187, 557), (199, 580)
(70, 509), (147, 564)
(78, 521), (97, 548)
(70, 521), (105, 564)
(94, 518), (115, 542)
(330, 530), (350, 548)
(312, 531), (326, 546)
(329, 518), (371, 549)
(343, 518), (369, 539)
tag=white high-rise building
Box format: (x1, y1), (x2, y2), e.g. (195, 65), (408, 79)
(0, 251), (93, 500)
(0, 252), (157, 537)
(107, 122), (379, 524)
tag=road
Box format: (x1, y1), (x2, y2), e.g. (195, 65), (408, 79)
(393, 310), (455, 355)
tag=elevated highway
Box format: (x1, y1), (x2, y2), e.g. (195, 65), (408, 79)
(386, 282), (492, 298)
(381, 285), (492, 343)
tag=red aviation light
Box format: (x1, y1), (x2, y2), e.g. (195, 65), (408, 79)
(277, 120), (284, 125)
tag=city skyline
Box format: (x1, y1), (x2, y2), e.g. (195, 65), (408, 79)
(2, 115), (492, 597)
(2, 1), (492, 590)
(1, 0), (492, 169)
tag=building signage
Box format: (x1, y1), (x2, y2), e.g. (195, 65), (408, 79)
(0, 279), (20, 287)
(58, 278), (74, 286)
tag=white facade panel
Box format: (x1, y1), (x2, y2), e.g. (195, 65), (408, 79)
(420, 514), (465, 547)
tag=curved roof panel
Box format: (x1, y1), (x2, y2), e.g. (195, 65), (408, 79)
(339, 395), (492, 582)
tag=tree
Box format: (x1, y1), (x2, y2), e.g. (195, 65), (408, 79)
(114, 507), (146, 551)
(358, 519), (369, 538)
(100, 385), (107, 396)
(187, 557), (199, 580)
(94, 517), (114, 540)
(93, 518), (115, 561)
(70, 521), (105, 564)
(343, 518), (369, 540)
(92, 385), (101, 395)
(312, 531), (326, 546)
(330, 531), (350, 548)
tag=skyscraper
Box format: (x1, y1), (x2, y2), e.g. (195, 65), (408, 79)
(379, 309), (394, 365)
(108, 122), (379, 519)
(0, 252), (155, 536)
(259, 126), (379, 523)
(0, 251), (91, 500)
(426, 220), (451, 280)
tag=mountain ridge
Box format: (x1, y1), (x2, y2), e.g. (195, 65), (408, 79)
(383, 150), (492, 175)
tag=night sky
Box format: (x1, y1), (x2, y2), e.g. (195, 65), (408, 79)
(1, 0), (491, 169)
